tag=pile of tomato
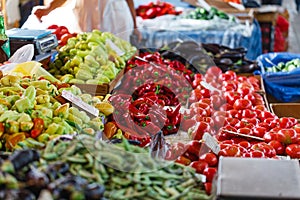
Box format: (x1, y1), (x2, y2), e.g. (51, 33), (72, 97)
(164, 66), (300, 195)
(47, 25), (77, 46)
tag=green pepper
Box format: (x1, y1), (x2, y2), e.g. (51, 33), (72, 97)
(5, 95), (20, 105)
(5, 120), (19, 134)
(45, 123), (60, 135)
(0, 111), (20, 122)
(19, 121), (34, 132)
(15, 98), (34, 113)
(36, 95), (51, 104)
(54, 103), (69, 119)
(96, 74), (110, 83)
(84, 55), (100, 68)
(75, 69), (93, 81)
(67, 113), (83, 127)
(17, 113), (32, 123)
(22, 85), (36, 101)
(0, 75), (21, 86)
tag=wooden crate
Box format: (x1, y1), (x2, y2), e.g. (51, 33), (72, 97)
(73, 68), (124, 96)
(270, 103), (300, 121)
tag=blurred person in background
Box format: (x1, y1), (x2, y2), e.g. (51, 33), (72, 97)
(34, 0), (141, 42)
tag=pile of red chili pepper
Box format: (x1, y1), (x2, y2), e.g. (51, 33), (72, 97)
(136, 1), (182, 19)
(107, 52), (195, 146)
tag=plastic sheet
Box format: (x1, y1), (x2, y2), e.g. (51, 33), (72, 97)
(256, 52), (300, 102)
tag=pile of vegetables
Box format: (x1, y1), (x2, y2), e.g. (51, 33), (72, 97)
(136, 1), (182, 19)
(0, 74), (113, 151)
(185, 7), (234, 21)
(264, 58), (300, 73)
(49, 30), (137, 85)
(105, 51), (195, 145)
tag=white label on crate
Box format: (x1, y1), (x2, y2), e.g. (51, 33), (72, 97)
(62, 90), (99, 117)
(106, 39), (125, 56)
(203, 132), (220, 155)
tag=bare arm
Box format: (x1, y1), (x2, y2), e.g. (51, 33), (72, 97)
(34, 0), (67, 20)
(125, 0), (137, 29)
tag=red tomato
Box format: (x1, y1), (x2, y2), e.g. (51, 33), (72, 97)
(225, 117), (239, 127)
(191, 122), (210, 141)
(285, 144), (300, 159)
(206, 66), (223, 77)
(237, 127), (253, 136)
(268, 140), (285, 155)
(225, 70), (237, 80)
(219, 144), (240, 157)
(250, 150), (265, 158)
(210, 94), (224, 110)
(278, 117), (294, 129)
(199, 152), (218, 167)
(189, 160), (209, 174)
(185, 140), (202, 157)
(251, 142), (276, 158)
(203, 167), (217, 183)
(181, 118), (196, 132)
(241, 109), (257, 118)
(190, 107), (208, 117)
(277, 129), (298, 145)
(258, 111), (276, 122)
(224, 91), (241, 105)
(253, 126), (267, 138)
(233, 99), (252, 110)
(200, 88), (211, 98)
(190, 102), (211, 116)
(165, 142), (186, 160)
(238, 141), (251, 149)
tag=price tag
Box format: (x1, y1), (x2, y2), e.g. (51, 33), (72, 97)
(61, 90), (99, 117)
(106, 39), (125, 56)
(203, 132), (220, 155)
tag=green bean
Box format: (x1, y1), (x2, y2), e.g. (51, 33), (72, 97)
(43, 152), (58, 160)
(44, 140), (55, 153)
(67, 155), (87, 164)
(53, 142), (67, 155)
(153, 185), (169, 197)
(84, 153), (94, 168)
(78, 169), (96, 180)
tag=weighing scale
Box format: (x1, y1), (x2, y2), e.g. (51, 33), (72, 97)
(7, 28), (58, 60)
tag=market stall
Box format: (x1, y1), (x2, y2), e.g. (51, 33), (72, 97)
(0, 1), (299, 199)
(134, 0), (262, 60)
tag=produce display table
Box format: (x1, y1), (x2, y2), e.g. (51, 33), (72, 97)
(135, 0), (262, 60)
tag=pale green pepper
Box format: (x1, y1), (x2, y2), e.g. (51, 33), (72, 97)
(36, 95), (51, 104)
(45, 123), (60, 135)
(84, 55), (100, 68)
(67, 113), (83, 126)
(54, 103), (69, 119)
(30, 80), (52, 90)
(19, 121), (34, 132)
(75, 69), (93, 81)
(0, 111), (20, 122)
(17, 113), (32, 123)
(5, 120), (19, 134)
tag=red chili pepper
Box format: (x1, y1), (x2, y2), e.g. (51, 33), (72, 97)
(30, 118), (44, 138)
(163, 124), (179, 135)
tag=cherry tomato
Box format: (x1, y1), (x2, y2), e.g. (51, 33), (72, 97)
(189, 160), (209, 174)
(203, 167), (218, 183)
(199, 152), (218, 167)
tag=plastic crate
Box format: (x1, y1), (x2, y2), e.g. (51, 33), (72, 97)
(259, 22), (274, 53)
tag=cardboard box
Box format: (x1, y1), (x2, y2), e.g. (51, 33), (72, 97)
(270, 103), (300, 121)
(215, 157), (300, 200)
(72, 68), (124, 96)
